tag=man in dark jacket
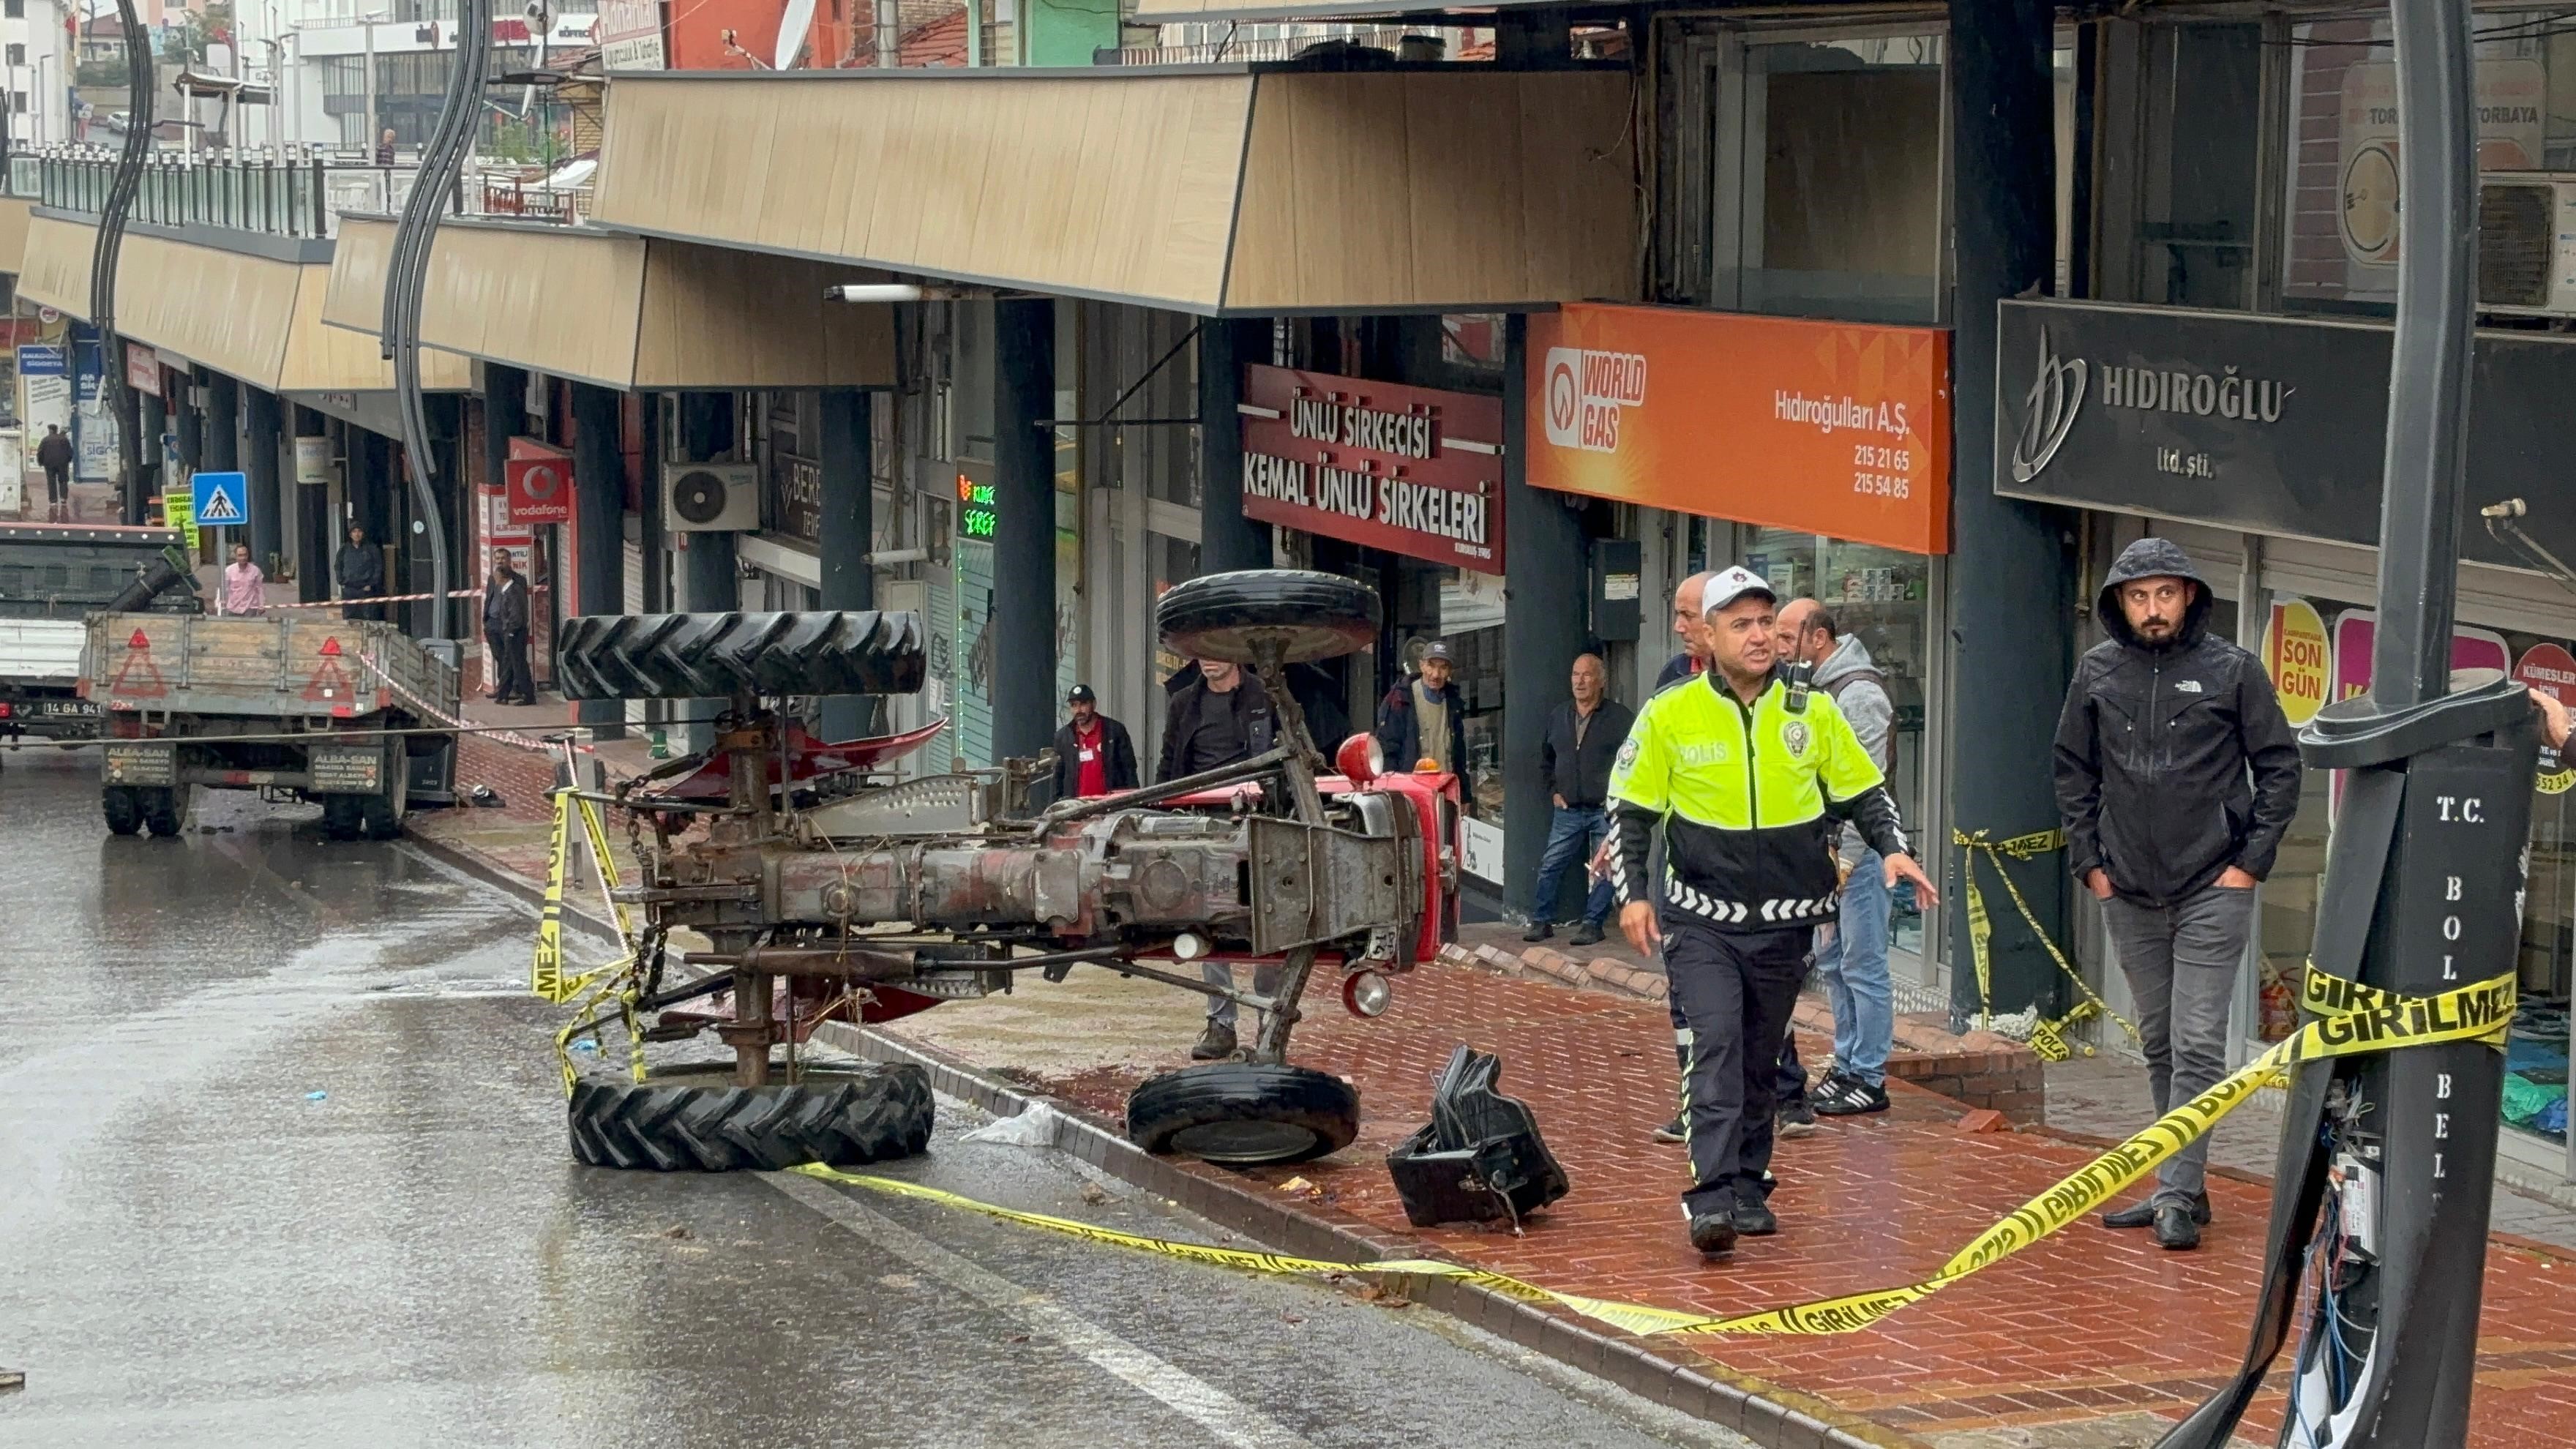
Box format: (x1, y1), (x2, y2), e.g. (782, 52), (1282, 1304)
(2054, 536), (2302, 1251)
(337, 524), (386, 621)
(1524, 652), (1632, 946)
(34, 424), (73, 520)
(1051, 684), (1137, 801)
(1376, 640), (1468, 772)
(1160, 657), (1280, 1061)
(482, 549), (534, 705)
(1655, 570), (1718, 690)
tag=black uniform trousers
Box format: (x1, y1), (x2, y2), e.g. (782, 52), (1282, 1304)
(1663, 916), (1812, 1218)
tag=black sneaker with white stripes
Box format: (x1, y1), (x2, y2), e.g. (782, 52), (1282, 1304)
(1811, 1071), (1890, 1116)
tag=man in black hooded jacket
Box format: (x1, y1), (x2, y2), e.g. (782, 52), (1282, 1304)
(2053, 536), (2302, 1251)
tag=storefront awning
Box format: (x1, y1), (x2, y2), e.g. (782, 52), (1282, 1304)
(321, 216), (896, 392)
(17, 212), (471, 394)
(587, 67), (1639, 315)
(0, 197), (33, 277)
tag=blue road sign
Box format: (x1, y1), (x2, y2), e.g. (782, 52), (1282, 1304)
(192, 470), (248, 527)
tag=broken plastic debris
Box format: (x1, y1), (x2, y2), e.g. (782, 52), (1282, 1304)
(959, 1104), (1063, 1147)
(304, 1090), (327, 1101)
(1278, 1176), (1315, 1194)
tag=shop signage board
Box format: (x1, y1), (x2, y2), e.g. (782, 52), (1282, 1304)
(1996, 298), (2576, 574)
(2326, 610), (2509, 702)
(596, 0), (668, 70)
(124, 343), (159, 396)
(2515, 643), (2576, 793)
(292, 435), (333, 488)
(1238, 364), (1503, 574)
(2333, 59), (2542, 269)
(1524, 304), (1952, 555)
(504, 436), (574, 525)
(2262, 597), (2330, 726)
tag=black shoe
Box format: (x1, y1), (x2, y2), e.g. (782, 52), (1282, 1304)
(1731, 1186), (1778, 1237)
(1567, 921), (1605, 947)
(1651, 1115), (1686, 1144)
(1689, 1212), (1738, 1257)
(1191, 1022), (1237, 1060)
(2103, 1192), (2209, 1230)
(1521, 921), (1555, 943)
(2155, 1203), (2202, 1251)
(1775, 1098), (1818, 1138)
(1813, 1074), (1890, 1116)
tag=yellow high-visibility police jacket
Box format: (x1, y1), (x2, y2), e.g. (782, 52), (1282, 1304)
(1606, 670), (1910, 929)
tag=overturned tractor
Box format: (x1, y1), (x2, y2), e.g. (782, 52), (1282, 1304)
(552, 569), (1458, 1172)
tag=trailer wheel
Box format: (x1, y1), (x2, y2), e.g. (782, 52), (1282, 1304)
(142, 786), (191, 839)
(554, 610), (926, 702)
(1156, 571), (1381, 667)
(567, 1060), (933, 1172)
(318, 795), (364, 840)
(102, 787), (142, 836)
(1126, 1063), (1360, 1167)
(360, 770), (408, 841)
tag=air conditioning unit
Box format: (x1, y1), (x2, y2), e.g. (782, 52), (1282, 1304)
(2479, 173), (2576, 316)
(663, 461), (758, 533)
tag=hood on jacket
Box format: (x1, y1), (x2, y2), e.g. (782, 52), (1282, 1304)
(1812, 632), (1879, 689)
(2097, 536), (2212, 651)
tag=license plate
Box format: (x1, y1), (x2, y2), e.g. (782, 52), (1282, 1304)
(41, 701), (97, 717)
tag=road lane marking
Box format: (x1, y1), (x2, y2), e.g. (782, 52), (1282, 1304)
(763, 1170), (1319, 1449)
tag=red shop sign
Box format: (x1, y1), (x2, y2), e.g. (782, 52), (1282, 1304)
(1238, 364), (1504, 574)
(505, 436), (574, 525)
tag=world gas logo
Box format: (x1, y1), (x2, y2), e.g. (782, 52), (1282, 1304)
(1543, 345), (1647, 454)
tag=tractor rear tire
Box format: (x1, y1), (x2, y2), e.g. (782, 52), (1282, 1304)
(1126, 1063), (1360, 1167)
(568, 1060), (934, 1172)
(553, 611), (926, 703)
(102, 786), (142, 836)
(1156, 571), (1381, 667)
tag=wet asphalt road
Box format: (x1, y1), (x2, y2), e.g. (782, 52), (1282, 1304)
(0, 757), (1753, 1449)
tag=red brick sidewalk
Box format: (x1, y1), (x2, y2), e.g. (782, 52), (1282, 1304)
(1030, 962), (2576, 1447)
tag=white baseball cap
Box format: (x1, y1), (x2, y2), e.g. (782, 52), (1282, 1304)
(1701, 566), (1778, 616)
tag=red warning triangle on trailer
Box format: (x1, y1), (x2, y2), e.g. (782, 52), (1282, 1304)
(303, 656), (354, 704)
(320, 637), (342, 656)
(107, 629), (166, 699)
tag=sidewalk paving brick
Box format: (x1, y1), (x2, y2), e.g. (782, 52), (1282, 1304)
(1020, 961), (2576, 1448)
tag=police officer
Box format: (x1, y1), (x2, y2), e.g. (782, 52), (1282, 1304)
(1606, 567), (1936, 1259)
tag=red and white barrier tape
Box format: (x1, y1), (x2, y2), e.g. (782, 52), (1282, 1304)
(258, 584), (550, 611)
(345, 646), (614, 768)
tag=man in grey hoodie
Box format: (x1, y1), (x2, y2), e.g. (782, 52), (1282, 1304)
(1778, 599), (1901, 1116)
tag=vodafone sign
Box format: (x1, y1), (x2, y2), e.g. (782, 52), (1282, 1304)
(505, 436), (574, 525)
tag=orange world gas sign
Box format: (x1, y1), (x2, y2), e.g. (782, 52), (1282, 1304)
(1526, 304), (1953, 555)
(2262, 598), (2330, 726)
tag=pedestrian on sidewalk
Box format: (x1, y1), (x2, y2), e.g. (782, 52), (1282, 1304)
(337, 524), (386, 622)
(484, 550), (535, 705)
(34, 425), (72, 520)
(1778, 598), (1900, 1117)
(220, 543), (266, 616)
(1638, 569), (1818, 1142)
(1376, 640), (1467, 774)
(1608, 567), (1934, 1259)
(1160, 656), (1278, 1061)
(1524, 652), (1630, 947)
(1051, 684), (1137, 802)
(2055, 537), (2301, 1251)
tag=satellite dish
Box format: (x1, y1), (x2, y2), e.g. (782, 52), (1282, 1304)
(670, 469), (730, 525)
(773, 0), (817, 70)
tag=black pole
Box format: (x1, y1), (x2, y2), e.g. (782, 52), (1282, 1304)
(243, 385), (282, 573)
(2161, 4), (2531, 1445)
(571, 381), (625, 738)
(675, 391), (738, 755)
(817, 387), (875, 743)
(1499, 313), (1588, 921)
(1197, 318), (1273, 575)
(990, 299), (1055, 765)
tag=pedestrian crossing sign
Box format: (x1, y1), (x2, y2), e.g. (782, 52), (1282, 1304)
(192, 470), (247, 526)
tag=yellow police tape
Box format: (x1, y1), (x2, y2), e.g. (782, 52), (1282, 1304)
(531, 787), (646, 1093)
(794, 962), (2511, 1338)
(1952, 827), (2140, 1062)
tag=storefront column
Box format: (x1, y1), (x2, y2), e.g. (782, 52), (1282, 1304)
(571, 380), (625, 737)
(817, 387), (875, 742)
(355, 430), (392, 548)
(294, 405), (329, 603)
(134, 386), (165, 525)
(202, 372), (239, 476)
(243, 386), (283, 574)
(990, 299), (1055, 765)
(1501, 314), (1590, 918)
(174, 368), (204, 477)
(1197, 318), (1273, 574)
(1946, 0), (2076, 1021)
(675, 390), (736, 754)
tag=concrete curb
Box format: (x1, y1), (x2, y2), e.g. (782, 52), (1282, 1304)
(411, 820), (1914, 1449)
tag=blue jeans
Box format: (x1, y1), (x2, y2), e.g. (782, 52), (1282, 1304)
(1814, 846), (1893, 1087)
(1529, 805), (1614, 925)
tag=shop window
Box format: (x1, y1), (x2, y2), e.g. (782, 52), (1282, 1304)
(1150, 532), (1202, 681)
(1740, 525), (1934, 962)
(2280, 11), (2576, 315)
(2255, 594), (2573, 1150)
(2100, 22), (2264, 309)
(1715, 34), (1946, 326)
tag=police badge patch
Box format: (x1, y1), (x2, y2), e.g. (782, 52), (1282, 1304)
(1615, 737), (1641, 774)
(1782, 720), (1812, 757)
